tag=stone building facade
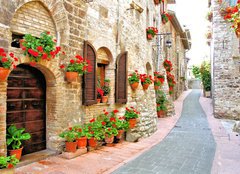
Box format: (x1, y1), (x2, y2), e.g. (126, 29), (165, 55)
(0, 0), (190, 156)
(211, 0), (240, 120)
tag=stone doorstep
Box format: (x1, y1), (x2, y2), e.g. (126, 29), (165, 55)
(60, 148), (87, 159)
(17, 149), (58, 168)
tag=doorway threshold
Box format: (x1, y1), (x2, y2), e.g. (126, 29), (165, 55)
(17, 149), (59, 168)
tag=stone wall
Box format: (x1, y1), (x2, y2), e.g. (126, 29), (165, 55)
(212, 0), (240, 120)
(0, 0), (164, 154)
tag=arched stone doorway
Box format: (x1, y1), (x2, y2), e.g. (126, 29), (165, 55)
(7, 64), (46, 155)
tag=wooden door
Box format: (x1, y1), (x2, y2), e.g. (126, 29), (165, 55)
(7, 64), (46, 155)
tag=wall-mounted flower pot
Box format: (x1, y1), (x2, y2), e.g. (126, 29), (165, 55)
(65, 141), (77, 153)
(0, 67), (10, 82)
(128, 118), (137, 129)
(101, 96), (108, 103)
(142, 83), (150, 90)
(157, 110), (166, 118)
(65, 72), (78, 82)
(147, 34), (153, 40)
(76, 136), (87, 149)
(154, 85), (160, 90)
(130, 82), (139, 90)
(9, 147), (23, 160)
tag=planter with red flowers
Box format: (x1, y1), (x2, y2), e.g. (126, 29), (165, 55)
(128, 70), (140, 90)
(60, 54), (91, 82)
(156, 90), (168, 118)
(140, 74), (153, 90)
(221, 2), (240, 38)
(0, 48), (18, 81)
(163, 59), (173, 72)
(115, 116), (129, 141)
(154, 72), (165, 90)
(73, 125), (88, 149)
(146, 27), (158, 40)
(59, 127), (78, 153)
(21, 31), (61, 66)
(166, 72), (176, 95)
(161, 12), (171, 24)
(97, 88), (104, 103)
(0, 155), (19, 174)
(124, 106), (140, 129)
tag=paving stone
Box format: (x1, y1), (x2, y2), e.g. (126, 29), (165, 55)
(113, 90), (216, 174)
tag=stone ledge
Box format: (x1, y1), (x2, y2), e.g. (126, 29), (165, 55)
(60, 148), (87, 159)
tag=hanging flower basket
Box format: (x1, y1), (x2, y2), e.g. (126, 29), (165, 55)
(161, 12), (171, 24)
(128, 70), (140, 90)
(146, 27), (158, 40)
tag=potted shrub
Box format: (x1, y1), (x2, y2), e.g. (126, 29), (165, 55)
(60, 54), (91, 82)
(0, 48), (18, 81)
(146, 27), (158, 40)
(59, 127), (78, 153)
(101, 85), (111, 103)
(85, 118), (105, 148)
(97, 88), (104, 103)
(140, 74), (153, 90)
(0, 155), (19, 174)
(21, 31), (61, 65)
(6, 125), (31, 160)
(124, 106), (140, 129)
(73, 125), (88, 149)
(128, 70), (140, 90)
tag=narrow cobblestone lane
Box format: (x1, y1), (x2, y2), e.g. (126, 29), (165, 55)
(113, 90), (216, 174)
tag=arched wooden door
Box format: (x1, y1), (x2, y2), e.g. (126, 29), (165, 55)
(7, 64), (46, 155)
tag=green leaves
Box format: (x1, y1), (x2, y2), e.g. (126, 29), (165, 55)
(0, 155), (19, 169)
(6, 125), (31, 150)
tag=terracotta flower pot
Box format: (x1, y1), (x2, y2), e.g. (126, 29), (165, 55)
(88, 137), (97, 148)
(97, 98), (101, 103)
(116, 130), (124, 139)
(130, 82), (139, 90)
(101, 96), (108, 103)
(9, 147), (23, 160)
(147, 34), (153, 40)
(65, 72), (79, 82)
(157, 110), (166, 118)
(105, 134), (114, 144)
(142, 83), (150, 90)
(65, 141), (77, 153)
(154, 85), (160, 90)
(0, 67), (10, 82)
(128, 118), (137, 129)
(76, 136), (87, 149)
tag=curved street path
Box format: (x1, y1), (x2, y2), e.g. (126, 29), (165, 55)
(113, 90), (216, 174)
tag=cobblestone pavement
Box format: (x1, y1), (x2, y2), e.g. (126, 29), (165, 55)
(113, 90), (216, 174)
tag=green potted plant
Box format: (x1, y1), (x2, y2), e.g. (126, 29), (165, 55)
(97, 88), (104, 103)
(146, 27), (158, 40)
(163, 59), (173, 72)
(101, 85), (111, 103)
(0, 155), (19, 173)
(156, 90), (168, 118)
(104, 79), (110, 86)
(59, 127), (78, 152)
(73, 125), (88, 149)
(128, 70), (140, 90)
(6, 125), (31, 160)
(59, 54), (91, 82)
(0, 48), (18, 81)
(140, 74), (153, 90)
(166, 72), (176, 95)
(115, 116), (129, 140)
(85, 118), (105, 148)
(21, 31), (61, 66)
(124, 106), (140, 129)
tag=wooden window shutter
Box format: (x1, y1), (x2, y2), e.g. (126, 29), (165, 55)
(115, 52), (128, 104)
(83, 41), (97, 105)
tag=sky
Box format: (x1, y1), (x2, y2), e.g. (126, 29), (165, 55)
(169, 0), (210, 66)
